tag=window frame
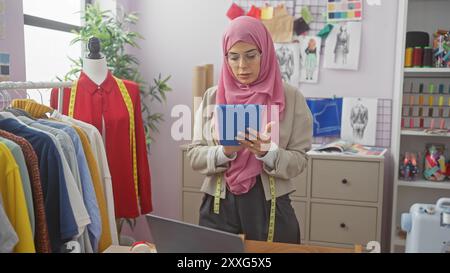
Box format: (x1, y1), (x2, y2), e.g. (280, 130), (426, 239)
(23, 0), (92, 33)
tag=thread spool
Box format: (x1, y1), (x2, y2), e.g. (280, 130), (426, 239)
(405, 48), (414, 67)
(409, 95), (415, 106)
(448, 98), (450, 118)
(422, 47), (433, 67)
(408, 95), (414, 116)
(429, 107), (434, 117)
(413, 47), (424, 67)
(439, 119), (445, 129)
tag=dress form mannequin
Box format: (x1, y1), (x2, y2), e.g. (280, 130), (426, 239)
(82, 37), (108, 85)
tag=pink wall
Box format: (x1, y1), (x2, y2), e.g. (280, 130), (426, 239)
(119, 1), (399, 246)
(0, 0), (26, 82)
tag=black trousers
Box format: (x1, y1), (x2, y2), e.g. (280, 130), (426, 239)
(199, 176), (301, 244)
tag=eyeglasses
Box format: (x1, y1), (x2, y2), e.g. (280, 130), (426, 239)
(226, 50), (261, 67)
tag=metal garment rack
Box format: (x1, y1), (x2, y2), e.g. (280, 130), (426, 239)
(0, 81), (73, 113)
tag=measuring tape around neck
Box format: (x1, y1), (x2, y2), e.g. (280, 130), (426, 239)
(68, 78), (140, 206)
(214, 175), (276, 242)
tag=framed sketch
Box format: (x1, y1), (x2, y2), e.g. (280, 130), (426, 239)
(274, 42), (301, 87)
(324, 21), (362, 70)
(341, 97), (378, 146)
(299, 36), (322, 83)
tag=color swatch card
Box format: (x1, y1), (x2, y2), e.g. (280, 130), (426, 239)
(327, 0), (363, 22)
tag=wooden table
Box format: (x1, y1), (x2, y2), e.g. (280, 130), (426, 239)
(103, 240), (356, 253)
(244, 240), (355, 253)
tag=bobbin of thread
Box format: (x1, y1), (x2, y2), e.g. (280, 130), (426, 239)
(422, 47), (433, 67)
(405, 47), (414, 67)
(413, 47), (423, 67)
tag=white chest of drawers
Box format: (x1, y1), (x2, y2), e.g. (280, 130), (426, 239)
(180, 146), (385, 249)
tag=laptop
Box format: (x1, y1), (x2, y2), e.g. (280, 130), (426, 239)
(145, 214), (245, 253)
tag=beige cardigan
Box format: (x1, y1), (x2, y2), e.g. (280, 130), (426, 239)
(187, 83), (313, 200)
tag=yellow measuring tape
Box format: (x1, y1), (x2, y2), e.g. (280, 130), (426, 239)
(214, 175), (276, 242)
(68, 81), (78, 118)
(267, 176), (276, 242)
(213, 176), (222, 214)
(68, 78), (140, 205)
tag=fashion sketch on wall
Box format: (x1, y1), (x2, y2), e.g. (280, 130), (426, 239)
(299, 36), (321, 83)
(341, 97), (378, 146)
(324, 22), (362, 70)
(275, 43), (300, 87)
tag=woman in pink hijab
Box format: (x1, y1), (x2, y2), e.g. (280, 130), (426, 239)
(187, 16), (313, 244)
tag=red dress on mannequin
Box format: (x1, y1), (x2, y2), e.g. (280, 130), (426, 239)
(51, 71), (152, 218)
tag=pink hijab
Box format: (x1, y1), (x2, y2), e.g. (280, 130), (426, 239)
(216, 16), (286, 195)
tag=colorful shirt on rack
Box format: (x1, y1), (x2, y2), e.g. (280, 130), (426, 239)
(0, 116), (78, 252)
(0, 129), (51, 253)
(0, 136), (35, 236)
(50, 112), (118, 245)
(38, 119), (102, 252)
(18, 116), (96, 253)
(72, 125), (112, 252)
(0, 195), (19, 253)
(16, 116), (92, 249)
(0, 142), (35, 253)
(51, 71), (152, 218)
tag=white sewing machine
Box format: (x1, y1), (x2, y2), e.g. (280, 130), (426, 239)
(401, 198), (450, 253)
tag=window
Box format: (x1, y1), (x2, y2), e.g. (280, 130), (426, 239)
(23, 0), (89, 104)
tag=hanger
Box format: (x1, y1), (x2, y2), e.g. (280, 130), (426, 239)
(0, 90), (4, 110)
(38, 89), (44, 105)
(0, 89), (11, 111)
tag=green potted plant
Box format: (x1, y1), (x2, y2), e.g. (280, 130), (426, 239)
(62, 3), (172, 240)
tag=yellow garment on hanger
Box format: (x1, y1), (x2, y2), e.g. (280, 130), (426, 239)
(72, 125), (112, 252)
(0, 143), (36, 253)
(11, 99), (54, 118)
(11, 99), (34, 110)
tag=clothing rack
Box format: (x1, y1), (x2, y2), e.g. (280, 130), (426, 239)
(0, 81), (72, 113)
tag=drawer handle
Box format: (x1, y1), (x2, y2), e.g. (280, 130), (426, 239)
(340, 223), (347, 229)
(341, 179), (348, 185)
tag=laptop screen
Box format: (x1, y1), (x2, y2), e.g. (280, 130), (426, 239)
(146, 214), (245, 253)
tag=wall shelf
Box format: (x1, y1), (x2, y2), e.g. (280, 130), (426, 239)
(404, 68), (450, 78)
(397, 180), (450, 190)
(401, 130), (450, 137)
